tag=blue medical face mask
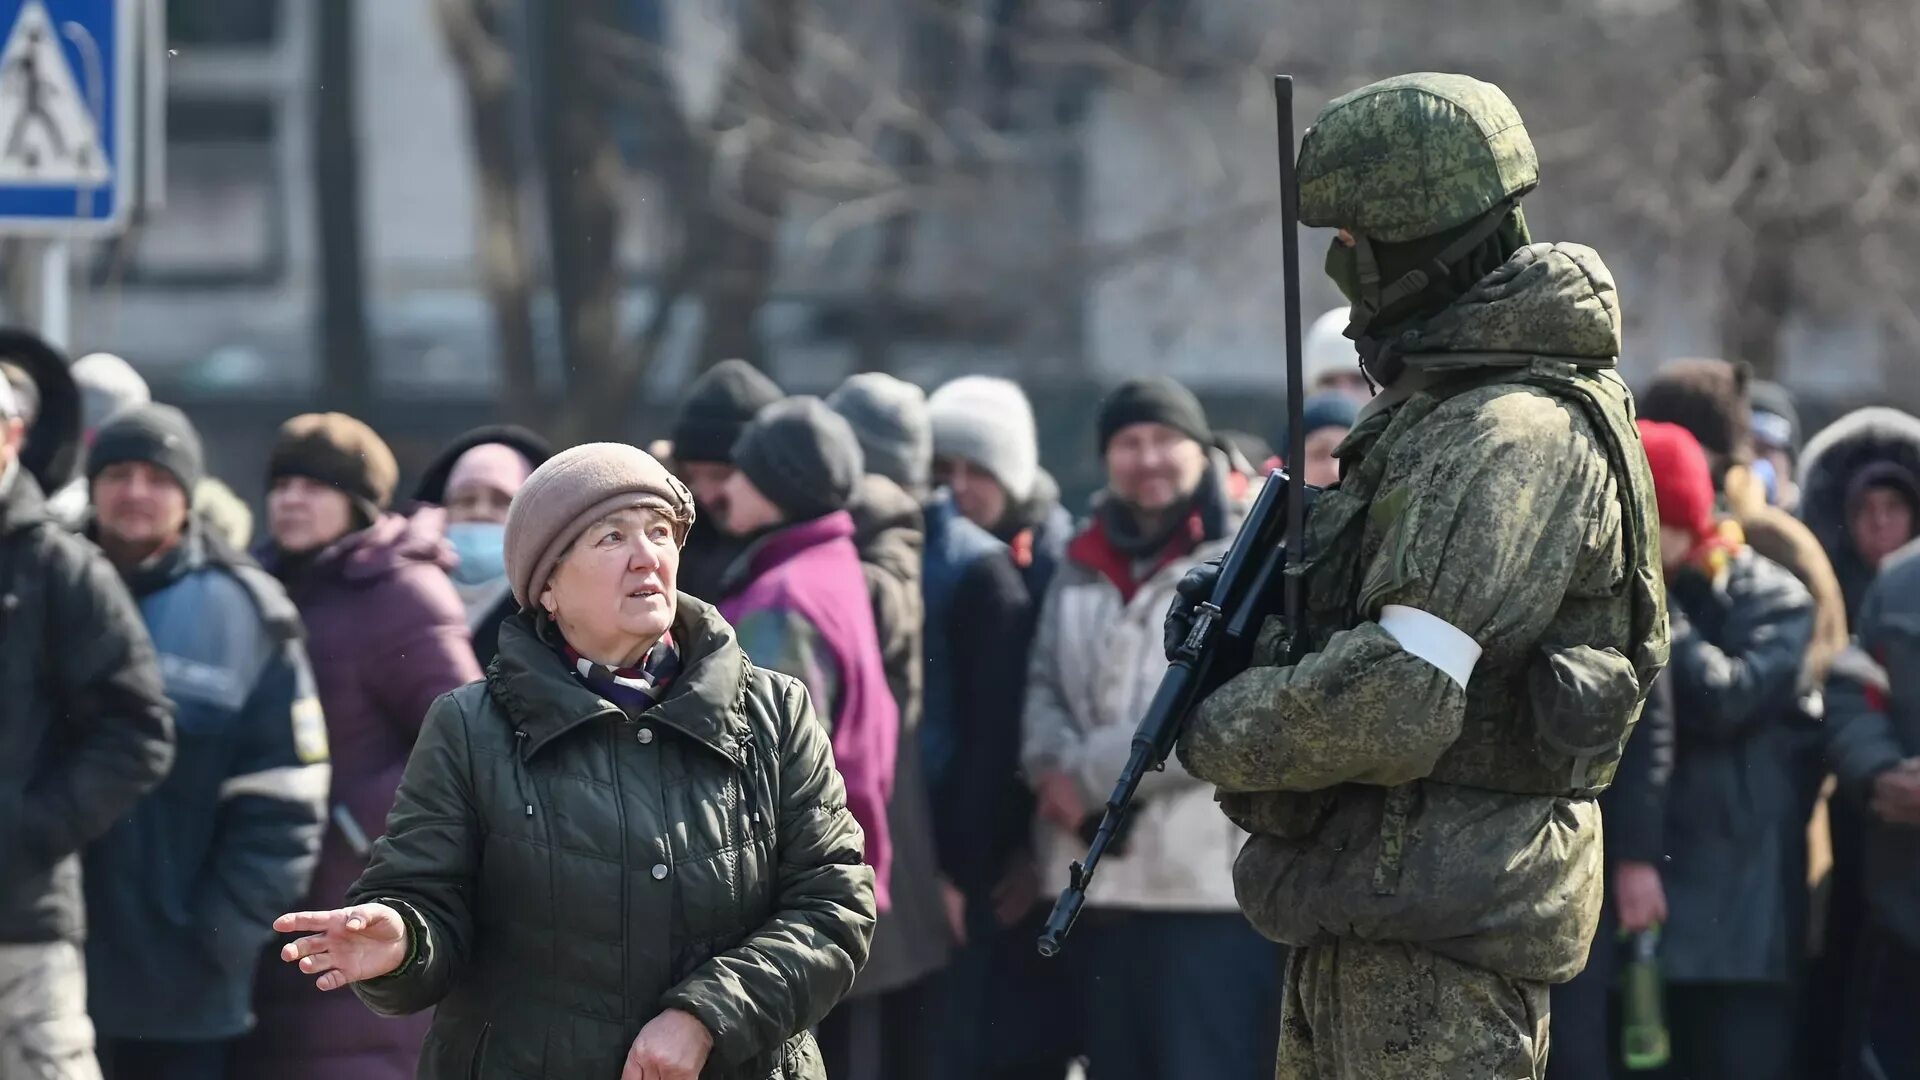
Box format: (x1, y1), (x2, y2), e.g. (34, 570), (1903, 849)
(1751, 456), (1781, 507)
(447, 521), (507, 585)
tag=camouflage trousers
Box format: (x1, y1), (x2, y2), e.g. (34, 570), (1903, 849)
(0, 941), (102, 1080)
(1275, 938), (1550, 1080)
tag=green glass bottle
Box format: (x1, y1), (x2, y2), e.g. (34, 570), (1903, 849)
(1619, 927), (1670, 1071)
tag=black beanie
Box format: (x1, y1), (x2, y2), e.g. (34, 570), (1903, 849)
(672, 359), (783, 465)
(732, 396), (865, 522)
(88, 403), (204, 497)
(1097, 376), (1212, 452)
(1640, 358), (1753, 464)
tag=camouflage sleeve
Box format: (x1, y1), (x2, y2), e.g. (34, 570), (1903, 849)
(1178, 388), (1615, 793)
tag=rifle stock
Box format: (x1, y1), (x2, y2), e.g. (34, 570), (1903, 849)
(1037, 470), (1299, 957)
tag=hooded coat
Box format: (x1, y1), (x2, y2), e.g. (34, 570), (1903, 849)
(1797, 406), (1920, 1078)
(0, 328), (82, 497)
(233, 511), (483, 1080)
(1179, 243), (1668, 985)
(409, 425), (555, 668)
(1799, 407), (1920, 623)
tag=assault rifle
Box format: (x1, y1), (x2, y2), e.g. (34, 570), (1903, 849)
(1036, 469), (1305, 956)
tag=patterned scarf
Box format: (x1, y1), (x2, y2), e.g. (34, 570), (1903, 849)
(564, 635), (681, 713)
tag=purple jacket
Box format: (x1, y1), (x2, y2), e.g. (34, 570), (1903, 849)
(720, 511), (899, 910)
(234, 510), (482, 1080)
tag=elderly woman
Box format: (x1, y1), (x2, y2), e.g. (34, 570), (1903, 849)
(272, 443), (876, 1080)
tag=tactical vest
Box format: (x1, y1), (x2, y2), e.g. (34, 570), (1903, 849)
(1290, 354), (1669, 798)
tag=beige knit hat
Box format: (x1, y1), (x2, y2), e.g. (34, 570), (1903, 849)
(503, 442), (695, 611)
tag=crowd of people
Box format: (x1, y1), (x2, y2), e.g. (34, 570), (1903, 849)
(0, 307), (1916, 1079)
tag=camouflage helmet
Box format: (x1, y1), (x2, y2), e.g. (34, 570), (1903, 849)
(1298, 72), (1538, 243)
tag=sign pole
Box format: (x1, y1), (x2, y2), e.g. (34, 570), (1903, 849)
(37, 236), (67, 348)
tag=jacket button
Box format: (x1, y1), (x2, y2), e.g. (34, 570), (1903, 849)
(651, 863), (670, 881)
(636, 727), (654, 745)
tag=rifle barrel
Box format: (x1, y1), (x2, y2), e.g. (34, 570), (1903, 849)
(1275, 75), (1307, 631)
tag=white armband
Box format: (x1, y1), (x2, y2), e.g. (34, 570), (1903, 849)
(1378, 604), (1482, 690)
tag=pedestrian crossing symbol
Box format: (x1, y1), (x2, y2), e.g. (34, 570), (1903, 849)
(0, 0), (107, 184)
(0, 0), (130, 235)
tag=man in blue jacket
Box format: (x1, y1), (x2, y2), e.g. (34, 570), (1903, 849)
(80, 404), (329, 1080)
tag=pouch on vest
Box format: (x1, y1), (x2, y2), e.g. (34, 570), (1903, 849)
(1527, 643), (1641, 792)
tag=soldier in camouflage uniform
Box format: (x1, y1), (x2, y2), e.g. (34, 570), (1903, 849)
(1172, 73), (1670, 1079)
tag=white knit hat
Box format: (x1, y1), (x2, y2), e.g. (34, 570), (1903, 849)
(71, 352), (151, 432)
(928, 375), (1039, 503)
(1303, 307), (1357, 390)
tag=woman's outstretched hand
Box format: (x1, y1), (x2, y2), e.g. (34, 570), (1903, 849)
(274, 903), (411, 991)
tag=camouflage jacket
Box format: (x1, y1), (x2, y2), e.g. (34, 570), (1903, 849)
(1177, 243), (1668, 984)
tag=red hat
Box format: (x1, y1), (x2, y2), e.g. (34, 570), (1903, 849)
(1638, 419), (1716, 543)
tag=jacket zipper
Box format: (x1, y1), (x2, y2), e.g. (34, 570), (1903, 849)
(609, 721), (632, 1026)
(468, 1020), (492, 1080)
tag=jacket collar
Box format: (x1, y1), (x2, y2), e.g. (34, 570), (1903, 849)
(1067, 508), (1201, 604)
(488, 593), (752, 766)
(719, 509), (857, 594)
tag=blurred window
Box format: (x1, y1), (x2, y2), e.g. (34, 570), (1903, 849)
(104, 98), (287, 287)
(167, 0), (280, 47)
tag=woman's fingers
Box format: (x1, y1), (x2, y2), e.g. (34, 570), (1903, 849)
(340, 903), (384, 932)
(280, 932), (333, 963)
(273, 909), (340, 934)
(316, 969), (353, 992)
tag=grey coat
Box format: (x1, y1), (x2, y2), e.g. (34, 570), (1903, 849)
(1826, 537), (1920, 952)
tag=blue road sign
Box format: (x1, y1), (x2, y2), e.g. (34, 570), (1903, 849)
(0, 0), (131, 235)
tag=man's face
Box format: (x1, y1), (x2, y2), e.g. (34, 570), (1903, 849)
(1850, 486), (1916, 569)
(719, 469), (782, 536)
(1106, 422), (1207, 514)
(936, 456), (1010, 532)
(680, 461), (735, 519)
(94, 462), (189, 552)
(1301, 427), (1345, 489)
(267, 475), (357, 554)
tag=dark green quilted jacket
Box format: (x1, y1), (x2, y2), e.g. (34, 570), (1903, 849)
(347, 595), (876, 1078)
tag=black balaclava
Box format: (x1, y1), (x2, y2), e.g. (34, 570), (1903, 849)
(1325, 204), (1531, 386)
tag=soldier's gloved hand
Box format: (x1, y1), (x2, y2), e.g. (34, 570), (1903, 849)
(1163, 558), (1223, 660)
